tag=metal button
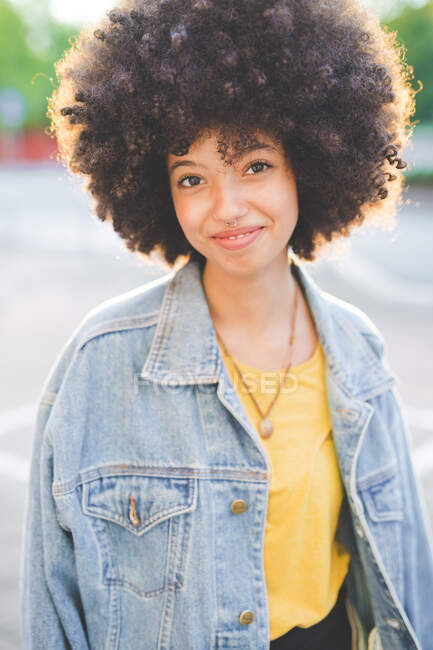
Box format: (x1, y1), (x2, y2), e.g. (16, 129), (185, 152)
(230, 499), (247, 514)
(385, 618), (402, 630)
(239, 610), (254, 625)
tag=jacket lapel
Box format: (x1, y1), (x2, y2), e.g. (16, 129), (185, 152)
(140, 253), (396, 486)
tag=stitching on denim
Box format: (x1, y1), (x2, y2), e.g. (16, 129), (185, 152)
(53, 465), (268, 495)
(77, 312), (160, 350)
(357, 462), (399, 490)
(144, 279), (176, 374)
(86, 497), (194, 533)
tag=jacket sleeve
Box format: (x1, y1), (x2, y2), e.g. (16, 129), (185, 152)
(387, 384), (433, 648)
(19, 395), (90, 649)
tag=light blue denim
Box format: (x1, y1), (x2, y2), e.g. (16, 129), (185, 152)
(20, 251), (433, 649)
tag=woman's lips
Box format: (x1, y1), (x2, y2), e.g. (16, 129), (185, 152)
(211, 226), (264, 251)
(212, 225), (263, 238)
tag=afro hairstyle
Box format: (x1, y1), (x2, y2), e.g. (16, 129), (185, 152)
(48, 0), (416, 267)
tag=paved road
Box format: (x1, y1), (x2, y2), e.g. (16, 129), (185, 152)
(1, 165), (432, 648)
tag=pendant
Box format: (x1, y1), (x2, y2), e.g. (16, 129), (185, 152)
(259, 418), (273, 438)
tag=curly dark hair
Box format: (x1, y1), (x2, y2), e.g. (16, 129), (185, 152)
(48, 0), (416, 267)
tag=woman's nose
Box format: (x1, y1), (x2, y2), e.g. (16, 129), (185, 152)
(211, 175), (248, 222)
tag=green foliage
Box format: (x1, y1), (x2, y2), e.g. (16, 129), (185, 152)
(405, 169), (433, 185)
(0, 0), (79, 131)
(383, 0), (433, 123)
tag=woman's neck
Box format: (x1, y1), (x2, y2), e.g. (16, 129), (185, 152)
(201, 253), (297, 341)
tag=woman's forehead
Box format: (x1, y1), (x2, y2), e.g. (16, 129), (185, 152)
(167, 127), (283, 162)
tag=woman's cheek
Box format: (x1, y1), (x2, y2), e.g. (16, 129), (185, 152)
(176, 206), (202, 243)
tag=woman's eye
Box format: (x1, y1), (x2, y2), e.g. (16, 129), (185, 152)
(177, 175), (203, 188)
(245, 161), (273, 175)
(176, 161), (272, 188)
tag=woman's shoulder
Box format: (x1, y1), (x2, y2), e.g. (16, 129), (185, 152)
(324, 290), (385, 345)
(74, 270), (173, 349)
(327, 292), (387, 363)
(294, 259), (387, 362)
(39, 270), (173, 401)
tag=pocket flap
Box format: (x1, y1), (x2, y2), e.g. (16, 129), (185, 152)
(357, 463), (403, 523)
(82, 473), (197, 535)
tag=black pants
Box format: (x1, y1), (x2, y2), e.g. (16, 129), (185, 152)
(269, 581), (352, 650)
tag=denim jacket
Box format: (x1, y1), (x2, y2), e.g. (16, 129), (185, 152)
(20, 252), (433, 650)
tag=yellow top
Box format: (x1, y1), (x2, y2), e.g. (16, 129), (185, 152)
(217, 338), (351, 640)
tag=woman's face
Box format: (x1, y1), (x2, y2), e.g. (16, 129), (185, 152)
(167, 128), (299, 276)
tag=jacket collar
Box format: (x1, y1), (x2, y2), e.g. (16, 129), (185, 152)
(140, 252), (395, 401)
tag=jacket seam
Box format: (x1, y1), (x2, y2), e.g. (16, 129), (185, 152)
(52, 465), (269, 496)
(329, 310), (395, 400)
(331, 309), (382, 369)
(357, 462), (399, 490)
(77, 311), (160, 350)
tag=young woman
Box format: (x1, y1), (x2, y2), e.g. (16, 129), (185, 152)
(20, 0), (433, 648)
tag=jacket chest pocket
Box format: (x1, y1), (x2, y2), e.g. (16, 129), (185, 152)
(82, 472), (197, 599)
(358, 462), (403, 524)
(357, 462), (404, 598)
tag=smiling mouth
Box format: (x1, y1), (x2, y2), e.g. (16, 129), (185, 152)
(218, 231), (258, 240)
(212, 226), (264, 240)
(211, 226), (265, 251)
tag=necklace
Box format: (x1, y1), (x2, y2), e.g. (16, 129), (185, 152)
(215, 265), (299, 439)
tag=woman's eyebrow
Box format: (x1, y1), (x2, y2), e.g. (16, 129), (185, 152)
(168, 160), (207, 175)
(167, 143), (278, 176)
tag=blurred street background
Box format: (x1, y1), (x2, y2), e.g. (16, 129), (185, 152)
(1, 0), (433, 647)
